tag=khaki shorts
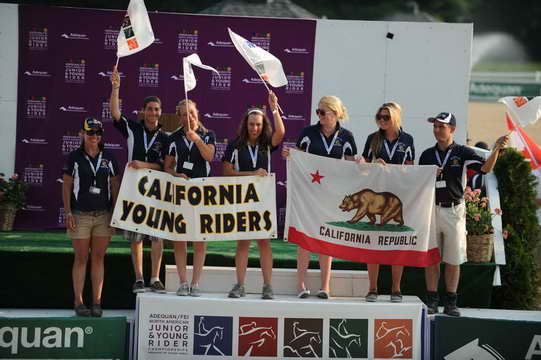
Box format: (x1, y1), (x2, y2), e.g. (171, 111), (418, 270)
(435, 202), (467, 265)
(67, 211), (114, 239)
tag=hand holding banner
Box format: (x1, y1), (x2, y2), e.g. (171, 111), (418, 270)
(116, 0), (155, 61)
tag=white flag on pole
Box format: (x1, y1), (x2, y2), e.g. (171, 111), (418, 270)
(183, 54), (220, 92)
(228, 28), (288, 87)
(116, 0), (155, 58)
(498, 96), (541, 127)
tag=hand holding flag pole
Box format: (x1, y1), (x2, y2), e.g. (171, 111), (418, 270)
(182, 54), (220, 131)
(228, 28), (287, 114)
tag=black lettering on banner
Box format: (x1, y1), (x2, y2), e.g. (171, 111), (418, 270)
(175, 184), (185, 205)
(138, 175), (148, 196)
(121, 200), (135, 221)
(160, 210), (174, 232)
(237, 211), (247, 232)
(188, 186), (202, 205)
(263, 210), (272, 231)
(200, 214), (212, 233)
(244, 183), (259, 203)
(236, 184), (242, 203)
(215, 212), (221, 233)
(223, 213), (235, 233)
(164, 181), (173, 203)
(174, 214), (186, 233)
(219, 184), (234, 205)
(146, 207), (161, 228)
(320, 226), (325, 236)
(133, 204), (147, 224)
(248, 211), (262, 231)
(147, 178), (162, 200)
(204, 186), (217, 206)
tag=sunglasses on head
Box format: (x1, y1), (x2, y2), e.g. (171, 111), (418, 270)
(315, 109), (328, 116)
(86, 129), (103, 136)
(376, 114), (391, 121)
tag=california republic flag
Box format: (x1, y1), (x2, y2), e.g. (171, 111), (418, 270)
(284, 150), (440, 267)
(116, 0), (155, 57)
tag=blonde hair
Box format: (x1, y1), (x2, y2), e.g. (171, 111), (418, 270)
(369, 101), (402, 161)
(177, 99), (207, 132)
(319, 96), (349, 122)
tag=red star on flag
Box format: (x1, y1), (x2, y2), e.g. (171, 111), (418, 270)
(310, 170), (324, 184)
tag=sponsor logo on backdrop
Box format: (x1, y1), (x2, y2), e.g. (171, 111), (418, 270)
(60, 33), (89, 40)
(193, 316), (232, 356)
(58, 207), (66, 225)
(242, 77), (264, 85)
(147, 312), (190, 355)
(203, 112), (231, 120)
(138, 64), (159, 88)
(65, 59), (86, 84)
(238, 317), (278, 357)
(445, 338), (506, 360)
(278, 206), (286, 225)
(153, 37), (163, 45)
(213, 139), (229, 162)
(59, 105), (87, 113)
(284, 318), (323, 358)
(28, 27), (48, 50)
(178, 30), (198, 53)
(26, 96), (47, 119)
(24, 205), (45, 212)
(282, 141), (297, 149)
(24, 165), (45, 186)
(329, 319), (368, 358)
(62, 135), (82, 154)
(374, 319), (413, 359)
(284, 48), (310, 54)
(21, 138), (48, 145)
(170, 74), (184, 81)
(251, 32), (271, 51)
(207, 40), (233, 48)
(98, 70), (126, 78)
(104, 28), (119, 50)
(286, 72), (305, 94)
(211, 67), (231, 91)
(104, 143), (123, 151)
(24, 70), (51, 77)
(283, 113), (305, 121)
(101, 99), (122, 121)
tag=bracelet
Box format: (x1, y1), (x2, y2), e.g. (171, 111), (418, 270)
(272, 109), (278, 114)
(112, 85), (120, 89)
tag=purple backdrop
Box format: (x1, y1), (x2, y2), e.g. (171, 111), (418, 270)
(15, 5), (316, 231)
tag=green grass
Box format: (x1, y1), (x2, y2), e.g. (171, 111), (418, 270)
(326, 221), (414, 232)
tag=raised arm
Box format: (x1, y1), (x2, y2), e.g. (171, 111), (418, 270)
(481, 135), (509, 173)
(109, 65), (121, 122)
(269, 91), (285, 147)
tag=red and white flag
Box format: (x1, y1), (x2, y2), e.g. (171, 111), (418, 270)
(228, 28), (288, 87)
(284, 150), (440, 267)
(116, 0), (155, 57)
(499, 96), (541, 127)
(506, 113), (541, 169)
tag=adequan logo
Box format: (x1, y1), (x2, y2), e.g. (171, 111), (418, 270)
(24, 70), (51, 77)
(61, 33), (89, 40)
(207, 41), (233, 47)
(203, 112), (231, 119)
(59, 106), (87, 113)
(284, 48), (310, 54)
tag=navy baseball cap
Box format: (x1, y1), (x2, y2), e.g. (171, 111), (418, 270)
(428, 112), (456, 126)
(83, 117), (103, 131)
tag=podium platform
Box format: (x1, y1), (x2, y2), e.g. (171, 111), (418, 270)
(134, 293), (428, 359)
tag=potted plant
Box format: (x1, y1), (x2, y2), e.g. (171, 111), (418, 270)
(464, 186), (504, 263)
(0, 173), (29, 231)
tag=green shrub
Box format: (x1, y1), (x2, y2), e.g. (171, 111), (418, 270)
(492, 149), (541, 309)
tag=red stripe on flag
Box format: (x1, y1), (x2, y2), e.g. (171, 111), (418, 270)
(287, 226), (441, 267)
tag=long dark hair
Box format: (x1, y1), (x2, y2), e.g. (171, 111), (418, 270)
(236, 108), (273, 149)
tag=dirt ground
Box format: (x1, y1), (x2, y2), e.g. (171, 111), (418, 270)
(468, 102), (541, 146)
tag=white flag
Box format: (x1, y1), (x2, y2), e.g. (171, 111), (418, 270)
(183, 54), (220, 92)
(498, 96), (541, 127)
(116, 0), (155, 58)
(228, 28), (288, 87)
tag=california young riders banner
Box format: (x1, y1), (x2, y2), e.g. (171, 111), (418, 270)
(111, 167), (277, 241)
(285, 150), (440, 267)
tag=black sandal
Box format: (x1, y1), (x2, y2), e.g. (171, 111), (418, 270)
(74, 304), (91, 317)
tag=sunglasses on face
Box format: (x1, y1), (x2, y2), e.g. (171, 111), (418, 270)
(316, 109), (328, 116)
(86, 130), (103, 136)
(376, 114), (391, 121)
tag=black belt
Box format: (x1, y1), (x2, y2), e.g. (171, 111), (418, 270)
(73, 210), (109, 217)
(436, 201), (462, 208)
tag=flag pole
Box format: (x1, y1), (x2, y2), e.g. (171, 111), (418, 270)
(115, 56), (120, 68)
(508, 112), (539, 167)
(255, 72), (285, 115)
(184, 86), (190, 132)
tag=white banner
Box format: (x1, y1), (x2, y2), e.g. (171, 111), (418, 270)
(285, 150), (440, 267)
(112, 167), (277, 241)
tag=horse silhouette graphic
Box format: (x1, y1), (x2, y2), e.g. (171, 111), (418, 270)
(329, 319), (363, 358)
(194, 317), (226, 355)
(375, 321), (412, 358)
(284, 321), (322, 358)
(238, 321), (277, 357)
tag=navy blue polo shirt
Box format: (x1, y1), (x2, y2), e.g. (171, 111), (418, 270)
(419, 142), (485, 203)
(362, 129), (415, 164)
(63, 148), (119, 212)
(167, 127), (216, 178)
(113, 114), (169, 166)
(222, 138), (278, 172)
(296, 122), (357, 159)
